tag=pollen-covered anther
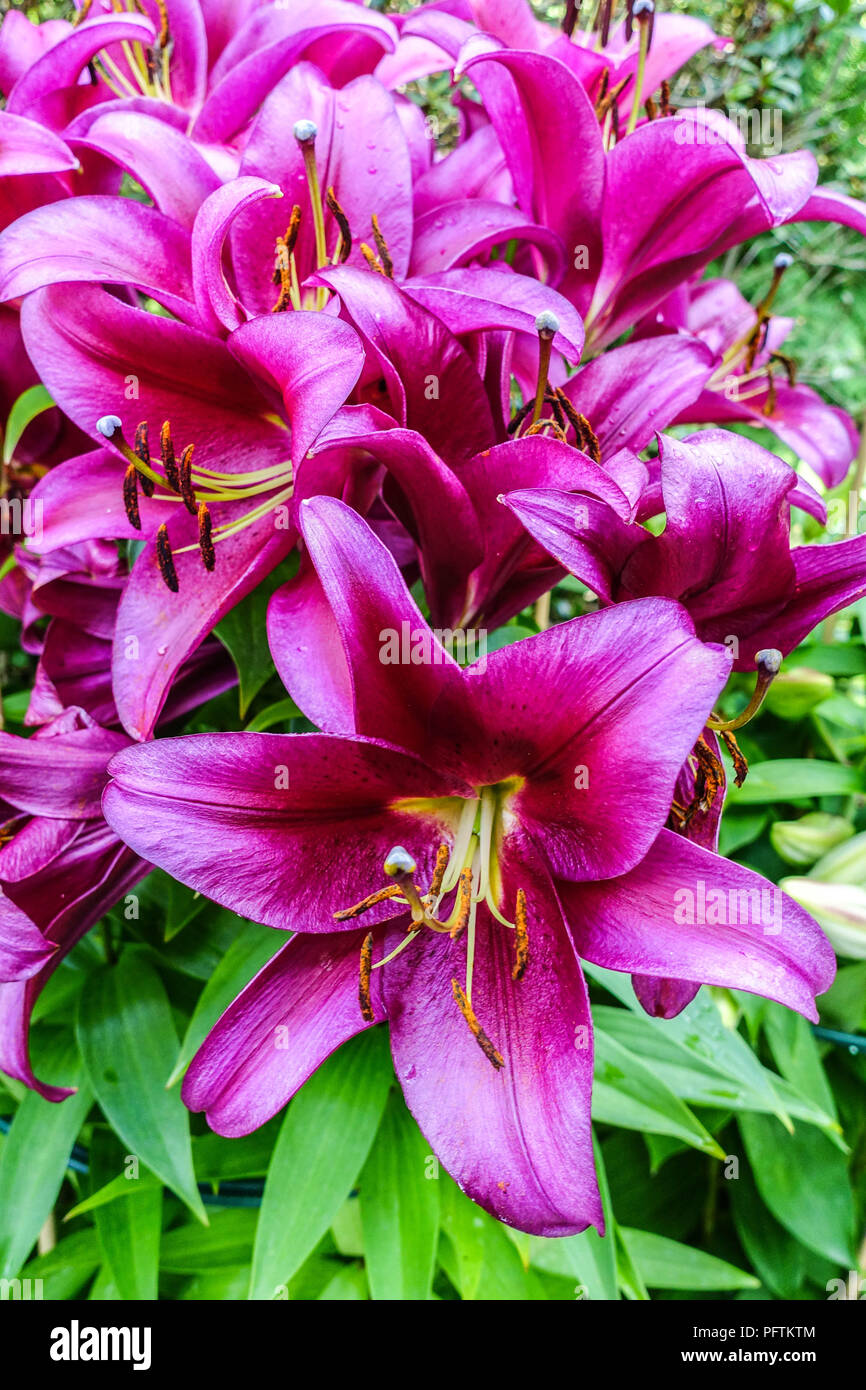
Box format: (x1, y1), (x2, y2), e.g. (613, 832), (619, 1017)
(450, 868), (473, 939)
(452, 980), (504, 1071)
(359, 931), (375, 1023)
(160, 421), (180, 492)
(179, 444), (197, 515)
(427, 843), (450, 901)
(371, 214), (394, 279)
(123, 463), (142, 531)
(156, 523), (179, 593)
(333, 883), (403, 922)
(512, 888), (529, 982)
(325, 187), (352, 263)
(198, 503), (215, 573)
(719, 728), (749, 788)
(359, 242), (386, 276)
(134, 422), (155, 497)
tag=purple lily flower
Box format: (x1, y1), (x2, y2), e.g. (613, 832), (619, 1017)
(632, 274), (858, 487)
(504, 428), (866, 671)
(1, 267), (364, 740)
(102, 497), (834, 1235)
(451, 43), (866, 343)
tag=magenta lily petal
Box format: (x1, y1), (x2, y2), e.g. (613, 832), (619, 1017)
(0, 720), (129, 820)
(191, 176), (282, 334)
(103, 734), (471, 932)
(182, 928), (384, 1136)
(384, 830), (602, 1237)
(192, 0), (397, 143)
(631, 974), (701, 1021)
(269, 492), (465, 750)
(453, 600), (731, 880)
(19, 284), (287, 468)
(564, 828), (836, 1022)
(740, 534), (866, 660)
(502, 487), (637, 602)
(402, 267), (584, 362)
(0, 111), (78, 178)
(408, 199), (567, 282)
(68, 110), (222, 230)
(110, 507), (293, 742)
(0, 197), (198, 326)
(228, 311), (364, 468)
(0, 894), (55, 983)
(460, 46), (605, 307)
(229, 62), (413, 312)
(6, 13), (156, 125)
(0, 823), (145, 1100)
(315, 265), (495, 459)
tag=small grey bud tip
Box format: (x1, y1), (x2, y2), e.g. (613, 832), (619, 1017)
(535, 309), (560, 336)
(96, 415), (122, 438)
(293, 119), (318, 144)
(756, 648), (783, 676)
(774, 252), (793, 271)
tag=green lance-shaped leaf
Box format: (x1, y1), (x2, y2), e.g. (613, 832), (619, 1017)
(76, 948), (206, 1222)
(249, 1027), (393, 1299)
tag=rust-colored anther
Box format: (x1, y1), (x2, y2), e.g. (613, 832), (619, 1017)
(719, 729), (749, 788)
(452, 980), (504, 1070)
(155, 0), (170, 47)
(72, 0), (94, 25)
(198, 503), (215, 572)
(644, 95), (658, 121)
(134, 422), (155, 497)
(359, 931), (375, 1023)
(156, 523), (179, 593)
(660, 78), (675, 117)
(359, 242), (386, 276)
(450, 868), (473, 939)
(333, 883), (404, 922)
(512, 888), (529, 982)
(428, 843), (450, 900)
(575, 410), (601, 464)
(178, 444), (197, 515)
(326, 187), (352, 263)
(160, 421), (179, 491)
(370, 214), (394, 279)
(123, 463), (142, 531)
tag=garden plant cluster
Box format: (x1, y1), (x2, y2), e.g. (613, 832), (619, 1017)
(0, 0), (864, 1305)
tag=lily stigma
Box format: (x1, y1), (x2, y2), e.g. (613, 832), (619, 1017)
(271, 118), (394, 315)
(335, 784), (529, 1070)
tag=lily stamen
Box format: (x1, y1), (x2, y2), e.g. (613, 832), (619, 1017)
(326, 187), (352, 264)
(512, 889), (529, 981)
(707, 648), (783, 732)
(370, 214), (394, 279)
(452, 980), (504, 1070)
(359, 932), (375, 1023)
(155, 522), (179, 593)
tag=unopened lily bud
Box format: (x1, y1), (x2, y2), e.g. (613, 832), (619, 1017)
(763, 665), (833, 721)
(809, 830), (866, 887)
(771, 812), (854, 868)
(780, 878), (866, 959)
